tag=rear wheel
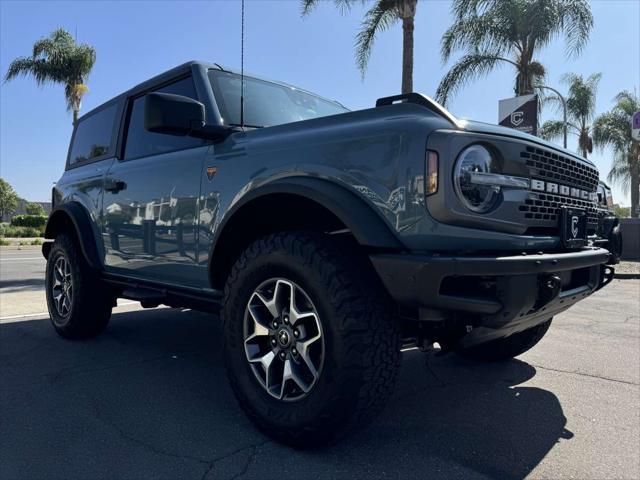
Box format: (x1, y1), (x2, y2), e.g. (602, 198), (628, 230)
(223, 232), (401, 447)
(456, 319), (552, 362)
(45, 233), (113, 339)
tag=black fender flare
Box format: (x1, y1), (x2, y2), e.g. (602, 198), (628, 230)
(208, 176), (404, 266)
(43, 202), (103, 269)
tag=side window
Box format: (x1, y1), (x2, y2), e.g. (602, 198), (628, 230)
(68, 104), (117, 166)
(123, 76), (202, 160)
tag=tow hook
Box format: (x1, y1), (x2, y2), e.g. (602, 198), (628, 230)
(537, 275), (562, 308)
(597, 266), (615, 291)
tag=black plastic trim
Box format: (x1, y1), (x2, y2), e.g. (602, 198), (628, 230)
(43, 203), (103, 269)
(370, 247), (610, 312)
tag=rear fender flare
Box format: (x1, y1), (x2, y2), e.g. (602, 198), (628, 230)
(43, 203), (103, 269)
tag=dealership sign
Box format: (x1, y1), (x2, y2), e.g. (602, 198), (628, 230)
(632, 111), (640, 141)
(499, 94), (538, 136)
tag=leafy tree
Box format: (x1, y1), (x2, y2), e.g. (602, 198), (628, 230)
(25, 202), (46, 216)
(540, 73), (601, 158)
(436, 0), (593, 106)
(612, 204), (630, 218)
(4, 28), (96, 125)
(302, 0), (418, 94)
(593, 91), (640, 218)
(0, 178), (19, 219)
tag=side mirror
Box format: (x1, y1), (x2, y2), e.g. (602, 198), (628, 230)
(144, 92), (233, 141)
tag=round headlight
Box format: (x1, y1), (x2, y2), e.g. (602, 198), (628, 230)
(454, 145), (501, 213)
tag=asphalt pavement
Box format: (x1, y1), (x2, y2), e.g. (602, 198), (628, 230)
(0, 249), (638, 479)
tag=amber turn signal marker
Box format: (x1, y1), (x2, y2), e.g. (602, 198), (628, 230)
(426, 150), (438, 195)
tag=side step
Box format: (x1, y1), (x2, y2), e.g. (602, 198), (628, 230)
(121, 287), (166, 308)
(104, 274), (224, 313)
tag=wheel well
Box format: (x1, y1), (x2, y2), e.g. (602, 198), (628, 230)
(45, 210), (75, 240)
(209, 194), (352, 290)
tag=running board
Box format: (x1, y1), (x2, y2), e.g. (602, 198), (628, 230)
(103, 274), (223, 313)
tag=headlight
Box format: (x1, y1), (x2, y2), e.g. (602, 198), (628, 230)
(454, 145), (501, 213)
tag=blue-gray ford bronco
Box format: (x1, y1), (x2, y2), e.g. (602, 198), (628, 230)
(43, 61), (618, 446)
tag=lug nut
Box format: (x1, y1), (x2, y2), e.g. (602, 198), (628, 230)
(292, 347), (298, 355)
(283, 316), (289, 324)
(279, 351), (286, 360)
(272, 321), (278, 328)
(293, 329), (300, 338)
(271, 338), (277, 346)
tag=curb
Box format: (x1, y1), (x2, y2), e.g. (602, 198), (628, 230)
(614, 273), (640, 280)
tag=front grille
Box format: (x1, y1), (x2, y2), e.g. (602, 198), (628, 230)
(520, 145), (599, 192)
(516, 145), (599, 236)
(519, 193), (599, 234)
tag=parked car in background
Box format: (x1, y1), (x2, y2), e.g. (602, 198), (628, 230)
(595, 180), (622, 263)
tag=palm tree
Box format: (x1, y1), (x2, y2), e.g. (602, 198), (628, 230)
(593, 91), (640, 218)
(540, 73), (601, 159)
(436, 0), (593, 106)
(4, 28), (96, 125)
(301, 0), (418, 94)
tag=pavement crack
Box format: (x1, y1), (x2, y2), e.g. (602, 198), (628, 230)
(531, 363), (640, 386)
(90, 400), (212, 466)
(200, 440), (269, 480)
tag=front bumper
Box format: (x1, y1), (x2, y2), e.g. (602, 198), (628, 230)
(371, 247), (613, 346)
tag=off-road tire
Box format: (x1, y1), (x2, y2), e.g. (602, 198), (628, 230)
(456, 319), (552, 362)
(45, 233), (113, 339)
(223, 231), (401, 447)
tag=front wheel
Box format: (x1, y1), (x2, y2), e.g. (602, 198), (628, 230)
(223, 232), (401, 447)
(456, 318), (552, 362)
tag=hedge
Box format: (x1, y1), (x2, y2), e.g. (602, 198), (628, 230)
(0, 224), (43, 238)
(10, 214), (47, 229)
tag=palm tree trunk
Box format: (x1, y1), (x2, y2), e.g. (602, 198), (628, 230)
(401, 12), (414, 94)
(73, 109), (78, 126)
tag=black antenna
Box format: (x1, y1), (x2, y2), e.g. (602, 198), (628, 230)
(240, 0), (245, 128)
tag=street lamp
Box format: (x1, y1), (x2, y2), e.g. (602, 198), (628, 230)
(535, 84), (567, 149)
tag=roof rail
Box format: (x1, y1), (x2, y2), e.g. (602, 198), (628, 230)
(375, 93), (461, 128)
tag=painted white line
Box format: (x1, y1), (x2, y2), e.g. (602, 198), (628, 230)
(0, 301), (141, 321)
(0, 312), (50, 321)
(0, 257), (44, 261)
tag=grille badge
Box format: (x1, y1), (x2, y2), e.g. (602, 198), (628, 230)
(531, 179), (596, 202)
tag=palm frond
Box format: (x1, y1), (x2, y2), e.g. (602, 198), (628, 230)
(593, 91), (640, 195)
(354, 0), (398, 77)
(539, 120), (567, 141)
(435, 52), (511, 106)
(300, 0), (361, 16)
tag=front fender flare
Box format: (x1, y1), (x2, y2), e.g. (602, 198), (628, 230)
(210, 176), (404, 253)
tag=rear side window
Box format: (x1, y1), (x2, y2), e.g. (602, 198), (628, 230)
(68, 104), (117, 166)
(123, 76), (202, 160)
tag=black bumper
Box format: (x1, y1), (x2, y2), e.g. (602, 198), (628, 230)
(371, 247), (613, 346)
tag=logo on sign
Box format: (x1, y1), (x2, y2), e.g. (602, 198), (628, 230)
(571, 216), (579, 238)
(510, 111), (524, 126)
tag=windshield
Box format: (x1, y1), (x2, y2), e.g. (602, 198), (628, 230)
(208, 70), (348, 128)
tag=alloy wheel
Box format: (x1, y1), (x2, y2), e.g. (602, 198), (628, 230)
(51, 255), (73, 319)
(243, 278), (324, 401)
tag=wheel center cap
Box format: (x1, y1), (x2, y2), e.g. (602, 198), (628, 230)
(277, 328), (291, 348)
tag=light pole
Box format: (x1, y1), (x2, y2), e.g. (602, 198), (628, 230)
(535, 84), (567, 149)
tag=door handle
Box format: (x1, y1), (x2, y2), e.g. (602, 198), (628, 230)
(105, 178), (126, 193)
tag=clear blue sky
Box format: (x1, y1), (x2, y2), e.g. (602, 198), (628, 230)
(1, 0), (638, 204)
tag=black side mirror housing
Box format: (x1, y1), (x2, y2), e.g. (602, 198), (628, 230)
(144, 92), (233, 142)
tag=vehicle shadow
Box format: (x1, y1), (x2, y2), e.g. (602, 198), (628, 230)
(0, 308), (572, 480)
